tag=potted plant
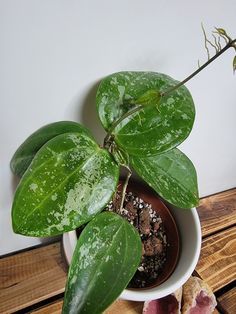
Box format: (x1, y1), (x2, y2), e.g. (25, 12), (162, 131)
(10, 28), (236, 313)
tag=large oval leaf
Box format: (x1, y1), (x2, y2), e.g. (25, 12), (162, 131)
(12, 132), (119, 236)
(62, 212), (142, 314)
(96, 71), (195, 156)
(10, 121), (93, 177)
(131, 148), (199, 208)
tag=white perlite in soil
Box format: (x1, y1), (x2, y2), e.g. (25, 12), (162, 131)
(106, 190), (168, 288)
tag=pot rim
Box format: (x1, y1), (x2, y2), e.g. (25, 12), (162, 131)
(62, 206), (201, 301)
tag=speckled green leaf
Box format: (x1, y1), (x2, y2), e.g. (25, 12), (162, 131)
(131, 148), (199, 208)
(111, 147), (130, 167)
(12, 133), (119, 237)
(10, 121), (93, 177)
(233, 55), (236, 74)
(96, 71), (195, 156)
(134, 89), (161, 106)
(62, 212), (142, 314)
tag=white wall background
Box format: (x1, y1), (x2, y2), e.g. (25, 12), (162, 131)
(1, 0), (235, 255)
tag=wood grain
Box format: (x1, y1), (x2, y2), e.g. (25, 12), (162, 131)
(30, 300), (63, 314)
(218, 286), (236, 314)
(1, 189), (236, 313)
(195, 226), (236, 292)
(29, 299), (222, 314)
(105, 300), (143, 314)
(31, 299), (143, 314)
(197, 189), (236, 237)
(0, 243), (67, 314)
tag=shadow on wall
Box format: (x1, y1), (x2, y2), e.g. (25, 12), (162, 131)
(9, 80), (108, 248)
(80, 80), (106, 146)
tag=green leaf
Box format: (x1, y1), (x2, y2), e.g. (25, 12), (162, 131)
(133, 89), (161, 107)
(10, 121), (93, 177)
(215, 27), (227, 36)
(131, 148), (199, 208)
(62, 212), (142, 314)
(96, 71), (195, 156)
(12, 132), (119, 236)
(111, 146), (130, 167)
(233, 55), (236, 74)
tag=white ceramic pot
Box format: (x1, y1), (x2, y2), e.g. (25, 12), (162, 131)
(63, 204), (201, 301)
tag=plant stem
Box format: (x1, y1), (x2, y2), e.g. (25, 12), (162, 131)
(103, 105), (142, 146)
(161, 39), (236, 97)
(104, 38), (236, 146)
(119, 168), (132, 212)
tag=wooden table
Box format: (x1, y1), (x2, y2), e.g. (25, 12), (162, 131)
(1, 189), (236, 314)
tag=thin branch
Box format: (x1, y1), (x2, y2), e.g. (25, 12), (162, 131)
(119, 167), (132, 212)
(161, 39), (236, 98)
(220, 34), (229, 45)
(217, 35), (222, 50)
(103, 105), (142, 146)
(202, 23), (210, 60)
(103, 30), (236, 143)
(212, 34), (221, 52)
(207, 39), (218, 54)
